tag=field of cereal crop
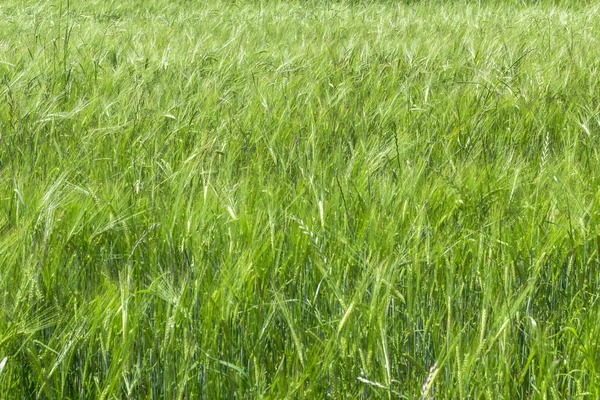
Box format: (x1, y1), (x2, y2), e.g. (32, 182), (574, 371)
(1, 0), (599, 397)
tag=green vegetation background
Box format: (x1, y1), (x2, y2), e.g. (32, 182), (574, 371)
(1, 0), (599, 398)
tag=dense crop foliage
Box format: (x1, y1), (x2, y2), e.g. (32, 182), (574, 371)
(1, 0), (600, 398)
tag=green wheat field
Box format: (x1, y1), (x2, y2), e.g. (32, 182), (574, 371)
(1, 0), (599, 398)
